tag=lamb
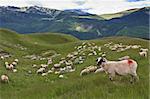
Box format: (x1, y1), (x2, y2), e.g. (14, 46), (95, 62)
(96, 57), (139, 83)
(1, 74), (9, 83)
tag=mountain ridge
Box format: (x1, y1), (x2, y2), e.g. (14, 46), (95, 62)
(0, 6), (149, 40)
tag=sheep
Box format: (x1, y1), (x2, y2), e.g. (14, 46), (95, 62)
(48, 70), (53, 73)
(139, 51), (147, 57)
(54, 64), (61, 68)
(47, 58), (53, 65)
(36, 68), (45, 74)
(96, 57), (139, 83)
(14, 59), (19, 63)
(80, 68), (90, 76)
(80, 66), (97, 76)
(41, 73), (48, 76)
(1, 74), (9, 83)
(140, 48), (148, 52)
(139, 48), (148, 57)
(59, 75), (64, 78)
(12, 61), (17, 67)
(13, 69), (17, 73)
(32, 64), (37, 68)
(86, 66), (97, 72)
(41, 64), (48, 68)
(0, 56), (4, 60)
(5, 62), (14, 70)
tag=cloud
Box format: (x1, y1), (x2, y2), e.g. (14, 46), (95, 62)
(73, 0), (86, 6)
(0, 0), (149, 15)
(26, 0), (43, 7)
(127, 0), (145, 2)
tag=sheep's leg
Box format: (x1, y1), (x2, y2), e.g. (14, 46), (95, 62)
(109, 72), (115, 81)
(130, 72), (139, 83)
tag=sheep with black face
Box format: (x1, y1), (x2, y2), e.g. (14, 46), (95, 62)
(96, 57), (139, 83)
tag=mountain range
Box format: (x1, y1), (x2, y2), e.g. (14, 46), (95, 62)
(0, 6), (149, 39)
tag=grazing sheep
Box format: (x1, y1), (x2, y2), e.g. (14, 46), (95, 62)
(139, 48), (148, 57)
(5, 62), (14, 70)
(0, 56), (4, 60)
(80, 68), (90, 76)
(42, 73), (48, 76)
(14, 59), (19, 62)
(59, 75), (64, 78)
(32, 64), (37, 68)
(140, 48), (148, 52)
(48, 70), (53, 73)
(80, 66), (97, 76)
(54, 64), (61, 68)
(12, 61), (17, 67)
(96, 57), (139, 83)
(47, 58), (53, 65)
(41, 64), (48, 68)
(13, 69), (17, 73)
(139, 51), (147, 57)
(1, 74), (9, 83)
(36, 68), (45, 74)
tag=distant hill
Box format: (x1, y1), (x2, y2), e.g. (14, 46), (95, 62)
(0, 6), (149, 39)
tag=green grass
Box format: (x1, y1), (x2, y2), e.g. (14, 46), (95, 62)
(0, 29), (149, 99)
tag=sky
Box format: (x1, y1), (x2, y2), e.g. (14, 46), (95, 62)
(0, 0), (149, 15)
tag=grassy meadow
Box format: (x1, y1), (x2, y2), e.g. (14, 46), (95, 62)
(0, 29), (149, 99)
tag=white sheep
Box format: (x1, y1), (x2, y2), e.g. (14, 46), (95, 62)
(139, 51), (147, 57)
(13, 69), (17, 73)
(36, 68), (45, 74)
(12, 61), (17, 66)
(80, 66), (97, 76)
(1, 74), (9, 83)
(41, 73), (48, 76)
(5, 62), (14, 70)
(14, 59), (19, 62)
(96, 57), (139, 83)
(59, 75), (64, 78)
(139, 48), (148, 57)
(80, 68), (90, 76)
(140, 48), (148, 52)
(47, 58), (53, 65)
(41, 64), (48, 68)
(54, 64), (61, 68)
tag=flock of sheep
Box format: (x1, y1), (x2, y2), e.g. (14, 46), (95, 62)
(0, 41), (148, 83)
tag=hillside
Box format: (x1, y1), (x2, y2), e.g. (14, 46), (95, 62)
(100, 8), (140, 20)
(0, 29), (149, 99)
(0, 6), (149, 39)
(0, 28), (78, 44)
